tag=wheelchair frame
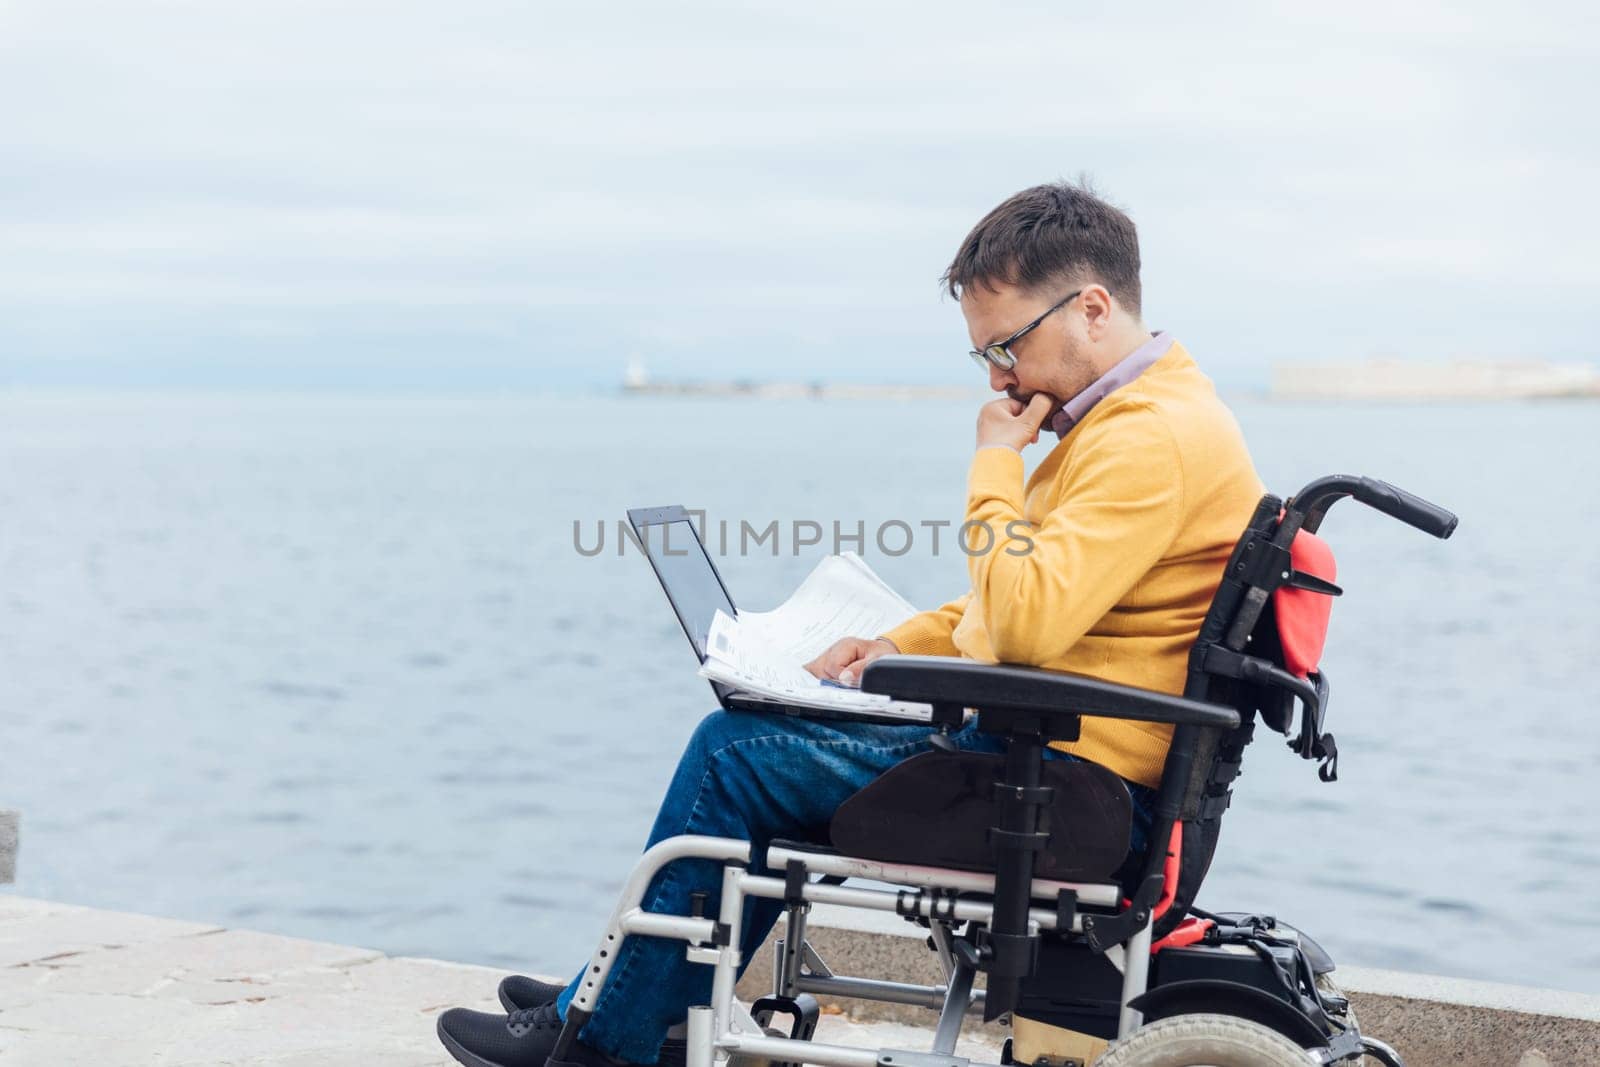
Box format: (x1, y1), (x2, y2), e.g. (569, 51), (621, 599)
(552, 476), (1455, 1067)
(561, 833), (1131, 1067)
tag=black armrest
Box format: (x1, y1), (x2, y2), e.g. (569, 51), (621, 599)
(859, 655), (1240, 731)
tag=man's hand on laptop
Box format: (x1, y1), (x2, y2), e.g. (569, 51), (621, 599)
(803, 636), (899, 688)
(977, 392), (1056, 452)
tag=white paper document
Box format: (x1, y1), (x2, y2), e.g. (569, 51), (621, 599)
(698, 553), (933, 720)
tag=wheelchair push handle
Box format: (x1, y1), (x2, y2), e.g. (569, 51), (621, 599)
(1292, 474), (1458, 539)
(1353, 477), (1458, 539)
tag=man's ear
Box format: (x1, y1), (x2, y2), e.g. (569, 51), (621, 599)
(1081, 284), (1114, 339)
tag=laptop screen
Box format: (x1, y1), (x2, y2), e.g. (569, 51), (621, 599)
(629, 513), (735, 661)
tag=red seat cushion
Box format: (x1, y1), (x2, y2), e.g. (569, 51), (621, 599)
(1274, 529), (1336, 678)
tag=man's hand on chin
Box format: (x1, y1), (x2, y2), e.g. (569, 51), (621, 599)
(976, 393), (1056, 452)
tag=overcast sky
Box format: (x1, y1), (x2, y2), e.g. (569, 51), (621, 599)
(2, 1), (1595, 390)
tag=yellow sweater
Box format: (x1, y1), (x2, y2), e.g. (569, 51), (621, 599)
(882, 342), (1264, 787)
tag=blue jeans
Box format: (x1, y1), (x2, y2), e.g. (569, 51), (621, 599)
(555, 709), (1156, 1064)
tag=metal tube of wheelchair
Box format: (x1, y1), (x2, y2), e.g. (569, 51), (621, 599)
(686, 1005), (713, 1067)
(928, 918), (958, 980)
(794, 972), (987, 1013)
(621, 910), (719, 944)
(1117, 918), (1153, 1037)
(717, 1032), (889, 1067)
(931, 961), (977, 1053)
(570, 836), (750, 1017)
(780, 898), (809, 996)
(740, 875), (1071, 933)
(771, 936), (787, 1000)
(762, 845), (1120, 907)
(566, 838), (746, 1016)
(615, 837), (751, 919)
(710, 864), (745, 1054)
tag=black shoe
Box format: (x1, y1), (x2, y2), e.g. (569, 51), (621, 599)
(437, 1003), (565, 1067)
(436, 1002), (688, 1067)
(498, 974), (566, 1014)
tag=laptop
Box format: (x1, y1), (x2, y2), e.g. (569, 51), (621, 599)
(626, 504), (931, 725)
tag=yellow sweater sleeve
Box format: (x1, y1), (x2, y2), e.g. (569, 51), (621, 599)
(880, 591), (972, 657)
(963, 402), (1184, 665)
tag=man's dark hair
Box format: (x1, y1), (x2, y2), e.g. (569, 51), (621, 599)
(943, 180), (1141, 316)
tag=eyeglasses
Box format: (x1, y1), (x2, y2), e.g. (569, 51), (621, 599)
(968, 289), (1083, 371)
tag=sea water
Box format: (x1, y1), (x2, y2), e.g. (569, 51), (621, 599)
(1, 390), (1596, 992)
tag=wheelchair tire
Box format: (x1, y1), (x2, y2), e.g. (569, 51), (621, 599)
(1095, 1013), (1309, 1067)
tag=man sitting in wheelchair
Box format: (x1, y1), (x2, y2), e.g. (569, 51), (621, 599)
(437, 181), (1453, 1067)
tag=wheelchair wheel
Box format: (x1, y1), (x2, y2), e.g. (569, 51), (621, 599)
(1095, 1013), (1308, 1067)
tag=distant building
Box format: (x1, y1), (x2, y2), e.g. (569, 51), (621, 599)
(619, 364), (986, 401)
(623, 358), (650, 390)
(1271, 359), (1600, 401)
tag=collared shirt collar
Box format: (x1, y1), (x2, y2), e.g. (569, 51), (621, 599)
(1049, 331), (1175, 438)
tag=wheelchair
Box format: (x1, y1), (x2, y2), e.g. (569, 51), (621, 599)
(553, 475), (1456, 1067)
